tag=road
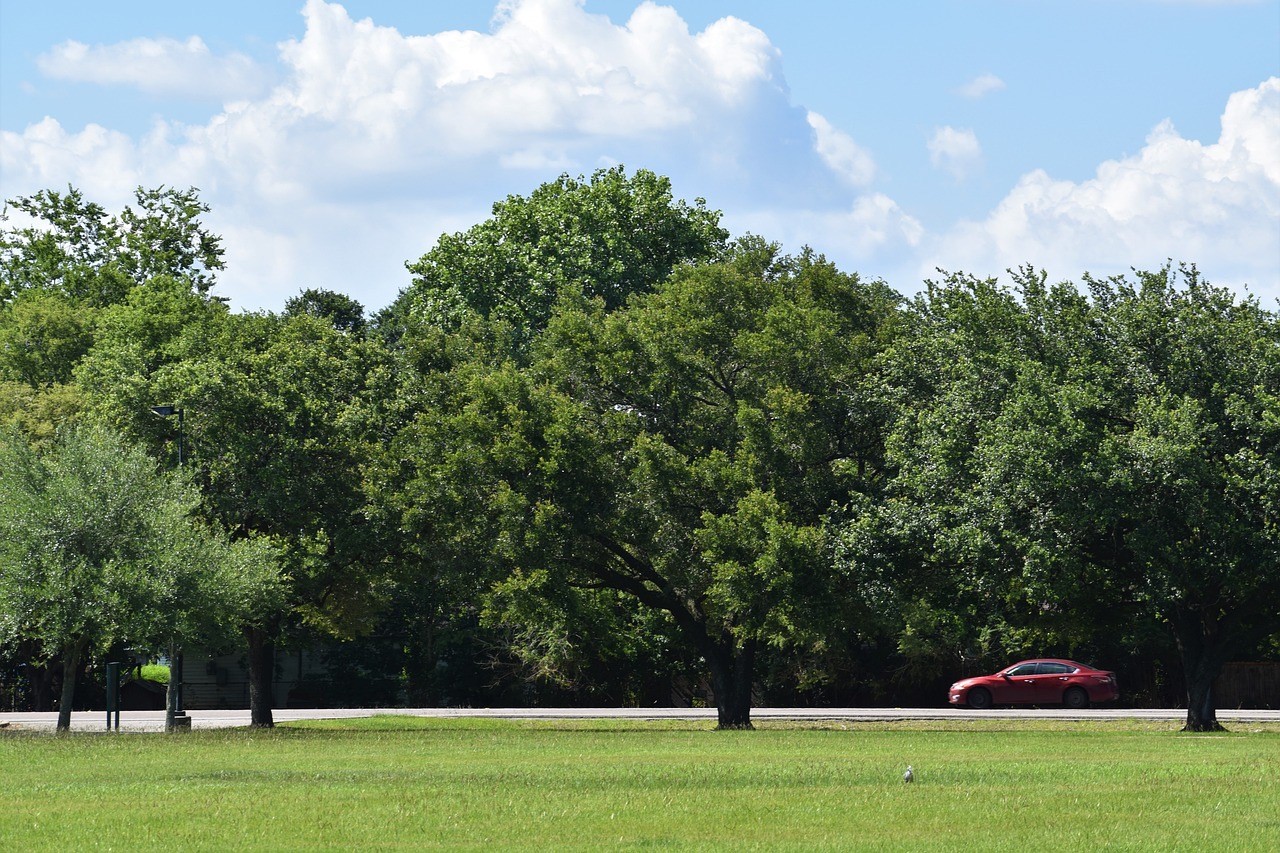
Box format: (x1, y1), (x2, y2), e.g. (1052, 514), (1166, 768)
(4, 706), (1279, 732)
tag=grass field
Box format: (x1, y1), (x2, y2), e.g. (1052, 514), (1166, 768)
(2, 717), (1278, 850)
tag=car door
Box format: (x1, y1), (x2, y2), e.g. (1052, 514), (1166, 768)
(1032, 662), (1076, 704)
(994, 663), (1039, 704)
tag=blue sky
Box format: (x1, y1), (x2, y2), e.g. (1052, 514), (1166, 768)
(2, 0), (1277, 310)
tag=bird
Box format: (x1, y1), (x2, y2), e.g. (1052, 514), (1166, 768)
(903, 765), (914, 784)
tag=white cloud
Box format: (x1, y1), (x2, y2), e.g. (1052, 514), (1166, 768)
(807, 111), (875, 187)
(733, 192), (923, 262)
(925, 77), (1280, 299)
(37, 36), (268, 101)
(0, 118), (144, 204)
(956, 73), (1005, 99)
(928, 126), (982, 182)
(4, 0), (871, 310)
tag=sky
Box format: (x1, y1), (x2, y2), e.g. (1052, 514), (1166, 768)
(2, 0), (1278, 311)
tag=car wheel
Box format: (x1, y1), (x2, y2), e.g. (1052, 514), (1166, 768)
(967, 687), (992, 710)
(1063, 687), (1089, 710)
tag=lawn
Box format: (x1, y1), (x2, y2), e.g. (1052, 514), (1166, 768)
(2, 717), (1277, 850)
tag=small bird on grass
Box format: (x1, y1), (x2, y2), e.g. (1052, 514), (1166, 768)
(903, 765), (914, 784)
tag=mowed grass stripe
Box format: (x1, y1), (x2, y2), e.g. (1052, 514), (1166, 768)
(2, 717), (1277, 850)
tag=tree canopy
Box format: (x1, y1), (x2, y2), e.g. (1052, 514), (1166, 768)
(1, 176), (1276, 732)
(395, 167), (728, 352)
(850, 265), (1280, 730)
(0, 425), (278, 730)
(392, 243), (899, 727)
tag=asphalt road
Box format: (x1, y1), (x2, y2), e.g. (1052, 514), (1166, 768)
(4, 706), (1279, 732)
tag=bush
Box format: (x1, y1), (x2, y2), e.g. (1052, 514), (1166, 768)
(138, 664), (169, 684)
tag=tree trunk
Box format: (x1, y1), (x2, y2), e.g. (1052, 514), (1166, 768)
(165, 642), (180, 732)
(706, 640), (756, 730)
(1184, 668), (1224, 732)
(55, 643), (82, 733)
(1174, 615), (1231, 732)
(245, 626), (275, 728)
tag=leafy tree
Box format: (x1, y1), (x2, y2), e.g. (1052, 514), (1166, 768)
(0, 425), (277, 731)
(395, 167), (728, 352)
(284, 288), (366, 334)
(1, 185), (223, 307)
(0, 290), (96, 387)
(1086, 267), (1279, 729)
(79, 306), (388, 726)
(0, 188), (130, 306)
(0, 291), (93, 448)
(860, 265), (1279, 730)
(0, 380), (85, 448)
(396, 246), (898, 727)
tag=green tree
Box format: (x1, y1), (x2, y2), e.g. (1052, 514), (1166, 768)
(397, 247), (898, 727)
(860, 266), (1280, 730)
(1, 185), (223, 307)
(0, 425), (278, 731)
(0, 289), (96, 387)
(284, 288), (366, 334)
(78, 304), (388, 726)
(395, 167), (728, 352)
(0, 290), (93, 447)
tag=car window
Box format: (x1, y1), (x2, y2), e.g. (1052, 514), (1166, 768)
(1005, 664), (1037, 676)
(1039, 662), (1074, 674)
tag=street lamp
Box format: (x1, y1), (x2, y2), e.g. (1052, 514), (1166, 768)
(151, 404), (190, 731)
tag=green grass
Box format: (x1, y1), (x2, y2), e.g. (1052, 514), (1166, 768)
(2, 717), (1277, 850)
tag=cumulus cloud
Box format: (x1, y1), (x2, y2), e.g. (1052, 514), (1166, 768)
(925, 77), (1280, 298)
(732, 192), (923, 264)
(956, 73), (1005, 99)
(13, 1), (1268, 310)
(928, 126), (982, 181)
(37, 36), (268, 101)
(6, 0), (878, 309)
(807, 111), (875, 187)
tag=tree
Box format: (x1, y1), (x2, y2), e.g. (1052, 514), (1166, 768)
(78, 304), (388, 727)
(0, 425), (277, 731)
(395, 167), (728, 353)
(1087, 267), (1279, 729)
(284, 288), (366, 334)
(0, 290), (96, 388)
(396, 246), (898, 727)
(861, 265), (1280, 730)
(1, 185), (223, 307)
(0, 291), (92, 447)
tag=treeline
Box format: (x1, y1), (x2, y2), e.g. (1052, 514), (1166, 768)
(1, 170), (1277, 731)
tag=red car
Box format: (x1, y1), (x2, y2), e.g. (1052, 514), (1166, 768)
(948, 659), (1119, 709)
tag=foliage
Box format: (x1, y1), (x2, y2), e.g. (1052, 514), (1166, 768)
(0, 289), (95, 387)
(1, 185), (223, 306)
(0, 424), (279, 727)
(395, 244), (900, 725)
(0, 381), (86, 447)
(138, 664), (170, 684)
(284, 287), (366, 334)
(854, 264), (1280, 729)
(396, 166), (728, 352)
(78, 304), (388, 657)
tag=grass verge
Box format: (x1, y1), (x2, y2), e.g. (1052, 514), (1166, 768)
(2, 716), (1277, 850)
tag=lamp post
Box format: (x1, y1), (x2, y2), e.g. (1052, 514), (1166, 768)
(151, 405), (191, 732)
